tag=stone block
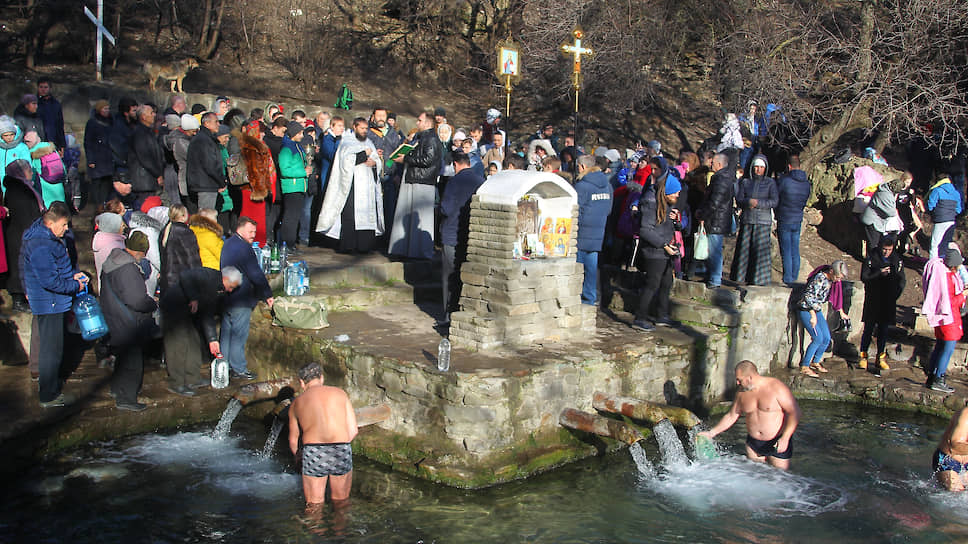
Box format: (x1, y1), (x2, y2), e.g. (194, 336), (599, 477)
(477, 201), (519, 212)
(538, 299), (559, 314)
(457, 297), (488, 314)
(468, 246), (512, 259)
(488, 288), (536, 305)
(460, 284), (486, 300)
(467, 254), (512, 268)
(489, 301), (541, 317)
(557, 314), (583, 328)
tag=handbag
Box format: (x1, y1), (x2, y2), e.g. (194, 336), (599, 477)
(694, 223), (709, 261)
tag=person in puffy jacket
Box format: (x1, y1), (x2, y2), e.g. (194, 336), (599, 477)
(632, 170), (683, 331)
(574, 155), (612, 305)
(732, 154), (778, 286)
(775, 155), (812, 285)
(20, 202), (89, 407)
(927, 175), (963, 259)
(696, 153), (734, 287)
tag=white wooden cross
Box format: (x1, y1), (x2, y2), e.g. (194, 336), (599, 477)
(84, 0), (116, 81)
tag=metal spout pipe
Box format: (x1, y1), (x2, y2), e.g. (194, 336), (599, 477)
(558, 408), (644, 445)
(592, 392), (701, 428)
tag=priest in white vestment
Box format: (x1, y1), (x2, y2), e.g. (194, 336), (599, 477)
(315, 117), (384, 253)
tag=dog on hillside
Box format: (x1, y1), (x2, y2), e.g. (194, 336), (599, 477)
(143, 58), (199, 93)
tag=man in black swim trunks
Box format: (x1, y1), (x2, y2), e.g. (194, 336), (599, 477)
(289, 363), (358, 506)
(699, 360), (801, 470)
(935, 403), (968, 491)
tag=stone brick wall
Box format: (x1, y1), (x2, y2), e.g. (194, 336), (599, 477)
(450, 196), (594, 350)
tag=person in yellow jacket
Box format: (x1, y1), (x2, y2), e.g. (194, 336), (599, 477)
(188, 208), (223, 269)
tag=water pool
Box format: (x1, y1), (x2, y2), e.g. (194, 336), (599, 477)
(3, 400), (967, 543)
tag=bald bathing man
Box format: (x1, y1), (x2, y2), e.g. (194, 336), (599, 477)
(934, 403), (968, 491)
(699, 360), (801, 470)
(289, 362), (358, 506)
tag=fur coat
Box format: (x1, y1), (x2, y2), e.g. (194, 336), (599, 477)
(238, 130), (273, 202)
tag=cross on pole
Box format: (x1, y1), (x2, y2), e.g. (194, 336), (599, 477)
(561, 27), (592, 149)
(84, 0), (116, 81)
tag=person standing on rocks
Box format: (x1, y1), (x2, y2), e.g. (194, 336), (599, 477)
(20, 202), (89, 408)
(439, 152), (485, 325)
(695, 153), (734, 288)
(857, 234), (905, 372)
(921, 248), (966, 393)
(796, 260), (848, 377)
(99, 231), (158, 411)
(775, 155), (811, 286)
(631, 164), (682, 331)
(732, 154), (777, 286)
(574, 154), (612, 306)
(36, 78), (65, 152)
(289, 362), (358, 507)
(160, 266), (240, 396)
(220, 217), (273, 381)
(388, 111), (441, 261)
(699, 360), (801, 470)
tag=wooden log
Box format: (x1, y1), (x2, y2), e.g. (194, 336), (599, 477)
(233, 377), (297, 405)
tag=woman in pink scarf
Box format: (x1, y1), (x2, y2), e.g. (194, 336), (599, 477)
(922, 248), (966, 392)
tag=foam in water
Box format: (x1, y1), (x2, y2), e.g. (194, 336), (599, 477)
(653, 419), (690, 468)
(261, 418), (286, 459)
(642, 453), (848, 517)
(212, 398), (244, 440)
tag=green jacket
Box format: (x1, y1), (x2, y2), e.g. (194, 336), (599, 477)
(278, 137), (307, 194)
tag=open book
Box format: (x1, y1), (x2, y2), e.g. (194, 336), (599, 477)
(385, 142), (415, 168)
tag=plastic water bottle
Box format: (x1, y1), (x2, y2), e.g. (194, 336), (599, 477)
(269, 244), (280, 274)
(437, 337), (451, 371)
(251, 241), (261, 262)
(284, 262), (298, 296)
(261, 244), (271, 274)
(298, 261), (309, 295)
(73, 286), (109, 341)
(280, 242), (289, 271)
(211, 356), (229, 389)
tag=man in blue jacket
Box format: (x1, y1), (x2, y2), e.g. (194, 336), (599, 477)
(20, 202), (89, 407)
(439, 152), (485, 325)
(775, 155), (812, 285)
(220, 217), (274, 380)
(927, 174), (963, 259)
(574, 154), (612, 305)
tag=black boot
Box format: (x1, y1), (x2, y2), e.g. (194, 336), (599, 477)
(931, 375), (955, 393)
(925, 375), (934, 389)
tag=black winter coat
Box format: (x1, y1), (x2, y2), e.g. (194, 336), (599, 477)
(860, 248), (905, 324)
(638, 186), (677, 260)
(697, 167), (735, 234)
(159, 221), (201, 292)
(13, 104), (45, 142)
(404, 129), (442, 185)
(186, 127), (226, 193)
(2, 174), (45, 295)
(100, 247), (157, 347)
(160, 267), (226, 343)
(127, 123), (165, 192)
(84, 111), (115, 179)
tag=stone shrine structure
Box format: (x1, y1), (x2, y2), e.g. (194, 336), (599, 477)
(449, 171), (596, 350)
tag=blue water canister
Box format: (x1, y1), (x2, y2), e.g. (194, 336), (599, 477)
(73, 287), (109, 341)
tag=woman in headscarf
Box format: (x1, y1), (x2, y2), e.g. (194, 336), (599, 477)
(732, 154), (778, 286)
(2, 160), (45, 312)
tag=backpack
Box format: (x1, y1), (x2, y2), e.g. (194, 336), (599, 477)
(226, 153), (249, 186)
(40, 149), (65, 182)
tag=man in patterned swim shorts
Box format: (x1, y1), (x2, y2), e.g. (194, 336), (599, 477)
(935, 403), (968, 491)
(289, 363), (358, 505)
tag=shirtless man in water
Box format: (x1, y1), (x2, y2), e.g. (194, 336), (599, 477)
(289, 363), (358, 505)
(934, 404), (968, 491)
(698, 360), (801, 470)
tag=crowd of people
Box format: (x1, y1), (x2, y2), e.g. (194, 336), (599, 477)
(2, 82), (968, 494)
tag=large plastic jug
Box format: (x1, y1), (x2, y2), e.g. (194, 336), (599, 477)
(73, 287), (109, 341)
(211, 356), (229, 389)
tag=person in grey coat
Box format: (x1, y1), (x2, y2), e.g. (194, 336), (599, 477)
(732, 154), (778, 286)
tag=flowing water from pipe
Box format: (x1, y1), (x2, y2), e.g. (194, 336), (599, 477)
(212, 398), (244, 440)
(628, 441), (655, 479)
(652, 419), (689, 468)
(261, 417), (285, 459)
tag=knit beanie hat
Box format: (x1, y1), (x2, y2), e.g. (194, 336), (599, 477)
(0, 115), (17, 135)
(140, 196), (162, 212)
(945, 248), (964, 269)
(286, 121), (303, 138)
(126, 230), (149, 253)
(180, 114), (200, 131)
(664, 175), (682, 195)
(95, 212), (124, 234)
(21, 94), (38, 105)
(165, 114), (181, 129)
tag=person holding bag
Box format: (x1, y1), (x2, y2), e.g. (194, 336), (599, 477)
(631, 164), (683, 332)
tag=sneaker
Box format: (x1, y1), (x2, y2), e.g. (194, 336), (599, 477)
(116, 401), (147, 412)
(230, 369), (257, 380)
(631, 319), (655, 331)
(39, 393), (74, 408)
(857, 352), (868, 370)
(166, 385), (196, 397)
(877, 353), (890, 370)
(188, 380), (209, 390)
(655, 317), (681, 328)
(931, 376), (955, 393)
